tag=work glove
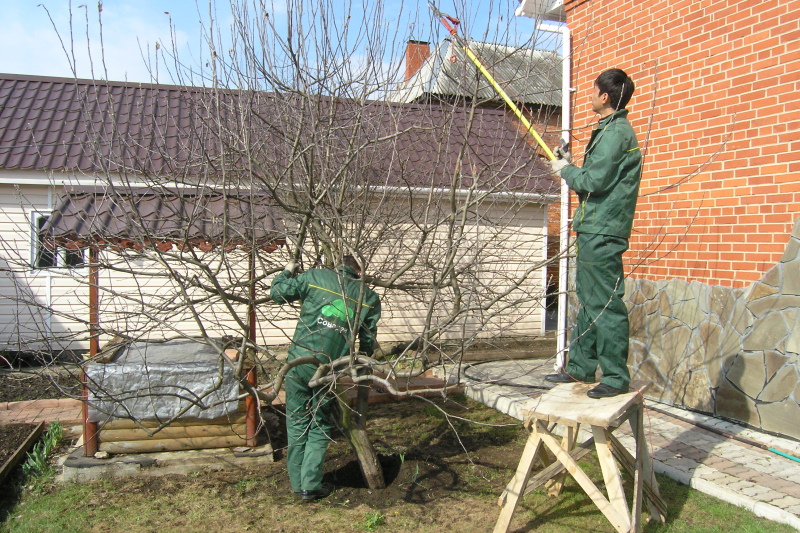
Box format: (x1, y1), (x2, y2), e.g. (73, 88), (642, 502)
(555, 145), (572, 163)
(284, 260), (298, 274)
(548, 158), (570, 177)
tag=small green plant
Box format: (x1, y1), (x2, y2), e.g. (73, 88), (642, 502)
(398, 452), (405, 465)
(235, 479), (256, 493)
(362, 511), (385, 531)
(22, 420), (63, 477)
(399, 464), (421, 489)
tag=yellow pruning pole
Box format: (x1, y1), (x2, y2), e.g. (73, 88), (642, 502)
(430, 3), (556, 161)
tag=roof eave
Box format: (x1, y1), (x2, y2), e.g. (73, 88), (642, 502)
(515, 0), (565, 22)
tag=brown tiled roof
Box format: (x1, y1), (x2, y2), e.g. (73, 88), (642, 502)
(0, 74), (215, 175)
(344, 100), (554, 192)
(43, 187), (284, 251)
(0, 73), (555, 195)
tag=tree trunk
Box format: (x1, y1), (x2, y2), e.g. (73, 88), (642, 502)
(335, 380), (385, 489)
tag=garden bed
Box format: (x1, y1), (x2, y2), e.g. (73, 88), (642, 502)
(0, 369), (76, 488)
(0, 369), (81, 403)
(0, 422), (44, 486)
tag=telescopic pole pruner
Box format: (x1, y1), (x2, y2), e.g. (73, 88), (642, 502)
(429, 2), (556, 160)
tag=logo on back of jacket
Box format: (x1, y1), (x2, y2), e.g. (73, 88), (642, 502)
(317, 299), (353, 334)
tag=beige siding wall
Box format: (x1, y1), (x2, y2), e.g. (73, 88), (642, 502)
(0, 178), (549, 353)
(368, 198), (549, 344)
(0, 183), (80, 350)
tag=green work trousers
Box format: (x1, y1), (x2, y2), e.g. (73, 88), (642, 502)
(565, 232), (631, 390)
(284, 362), (335, 493)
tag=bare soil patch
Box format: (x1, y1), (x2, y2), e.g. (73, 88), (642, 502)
(0, 424), (37, 468)
(261, 397), (523, 509)
(0, 369), (81, 403)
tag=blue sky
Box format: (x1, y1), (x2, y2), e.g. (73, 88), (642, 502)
(0, 0), (558, 83)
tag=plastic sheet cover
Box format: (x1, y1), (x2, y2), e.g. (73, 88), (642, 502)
(86, 339), (239, 423)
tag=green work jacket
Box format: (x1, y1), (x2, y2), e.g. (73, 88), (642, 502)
(562, 109), (642, 239)
(270, 266), (381, 363)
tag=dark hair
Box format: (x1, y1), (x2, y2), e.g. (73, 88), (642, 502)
(343, 254), (361, 272)
(595, 68), (635, 110)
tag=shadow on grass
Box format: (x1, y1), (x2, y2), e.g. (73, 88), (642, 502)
(509, 467), (694, 533)
(488, 406), (716, 532)
(0, 470), (27, 524)
(504, 416), (792, 533)
(324, 393), (523, 507)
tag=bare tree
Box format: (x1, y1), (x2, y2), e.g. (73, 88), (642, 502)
(0, 0), (563, 485)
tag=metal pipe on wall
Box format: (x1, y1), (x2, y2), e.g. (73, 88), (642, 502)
(246, 252), (258, 446)
(537, 20), (572, 371)
(557, 24), (572, 372)
(83, 246), (100, 456)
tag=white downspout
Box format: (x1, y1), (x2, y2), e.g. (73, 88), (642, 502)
(538, 21), (571, 371)
(557, 24), (571, 372)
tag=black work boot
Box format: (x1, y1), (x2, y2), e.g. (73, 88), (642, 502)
(299, 483), (333, 502)
(587, 383), (628, 399)
(544, 372), (576, 384)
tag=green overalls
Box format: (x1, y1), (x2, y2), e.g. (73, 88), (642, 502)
(270, 266), (381, 493)
(561, 109), (642, 390)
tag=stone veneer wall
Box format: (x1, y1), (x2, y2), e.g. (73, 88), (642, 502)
(567, 218), (800, 440)
(621, 218), (800, 440)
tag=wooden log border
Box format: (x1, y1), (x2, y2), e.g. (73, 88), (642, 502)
(99, 423), (247, 442)
(93, 403), (253, 454)
(0, 422), (45, 486)
(98, 434), (247, 454)
(100, 410), (247, 430)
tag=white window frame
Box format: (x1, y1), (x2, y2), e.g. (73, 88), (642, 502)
(30, 210), (86, 270)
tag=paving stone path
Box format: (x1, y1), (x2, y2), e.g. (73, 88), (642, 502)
(0, 398), (83, 437)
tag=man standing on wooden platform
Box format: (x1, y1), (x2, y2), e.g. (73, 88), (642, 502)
(271, 254), (381, 501)
(546, 68), (642, 399)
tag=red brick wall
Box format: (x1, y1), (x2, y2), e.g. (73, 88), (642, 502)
(565, 0), (800, 287)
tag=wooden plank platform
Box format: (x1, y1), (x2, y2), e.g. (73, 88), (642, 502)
(494, 380), (665, 533)
(521, 381), (650, 429)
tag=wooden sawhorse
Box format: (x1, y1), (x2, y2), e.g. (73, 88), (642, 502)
(494, 381), (666, 533)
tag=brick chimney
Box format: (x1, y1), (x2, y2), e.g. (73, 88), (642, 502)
(405, 40), (430, 82)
